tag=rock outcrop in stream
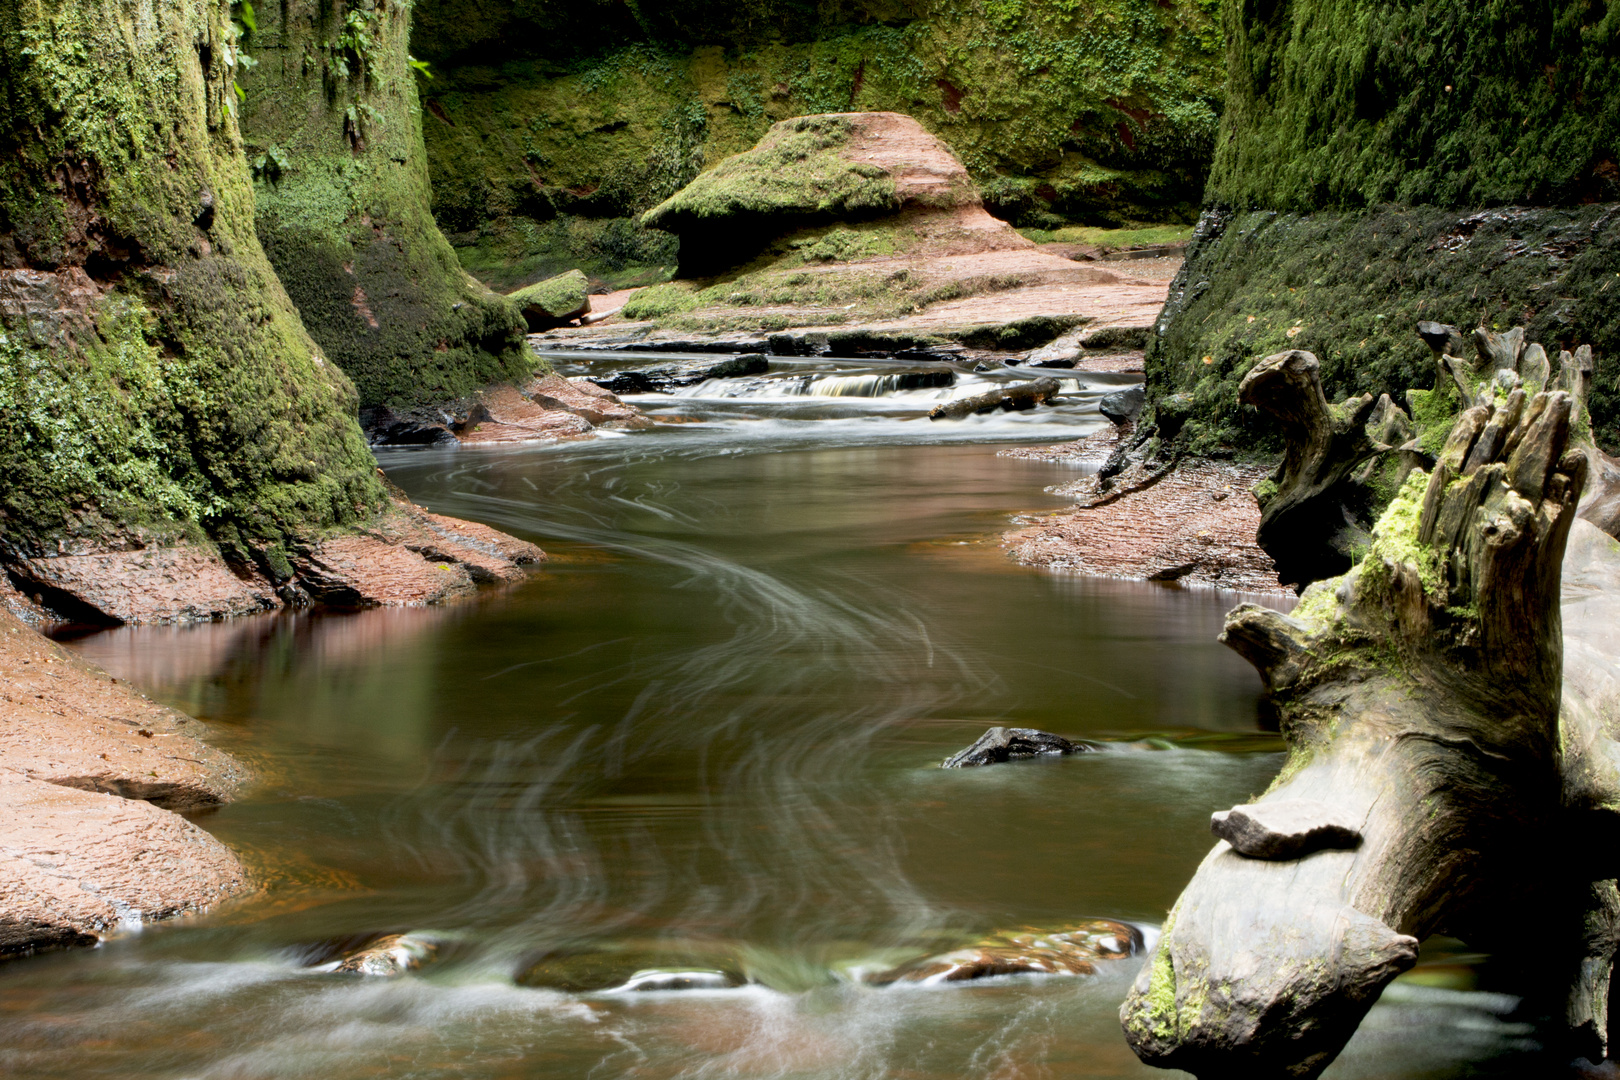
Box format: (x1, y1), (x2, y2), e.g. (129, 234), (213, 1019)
(0, 607), (250, 957)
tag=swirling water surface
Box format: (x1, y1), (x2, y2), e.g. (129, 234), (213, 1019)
(2, 361), (1545, 1078)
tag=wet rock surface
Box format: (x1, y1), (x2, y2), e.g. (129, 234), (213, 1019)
(1100, 385), (1146, 426)
(515, 946), (747, 993)
(928, 377), (1060, 420)
(586, 354), (771, 394)
(526, 373), (652, 429)
(1001, 430), (1287, 593)
(11, 546), (278, 626)
(0, 607), (250, 958)
(868, 921), (1143, 985)
(331, 933), (441, 976)
(942, 726), (1094, 767)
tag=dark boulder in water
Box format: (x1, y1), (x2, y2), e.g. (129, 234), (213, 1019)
(941, 725), (1095, 767)
(1099, 385), (1146, 426)
(586, 354), (770, 394)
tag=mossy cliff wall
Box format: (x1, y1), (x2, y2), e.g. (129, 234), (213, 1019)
(1146, 0), (1620, 456)
(408, 0), (1225, 289)
(238, 0), (533, 409)
(0, 0), (387, 560)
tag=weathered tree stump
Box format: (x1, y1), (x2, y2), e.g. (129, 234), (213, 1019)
(1122, 361), (1590, 1075)
(1241, 351), (1424, 589)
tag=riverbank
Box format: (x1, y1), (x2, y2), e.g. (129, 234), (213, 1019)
(1001, 428), (1287, 594)
(0, 606), (250, 957)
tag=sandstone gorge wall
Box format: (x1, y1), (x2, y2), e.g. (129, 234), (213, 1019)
(1143, 0), (1620, 457)
(406, 0), (1227, 290)
(236, 0), (535, 411)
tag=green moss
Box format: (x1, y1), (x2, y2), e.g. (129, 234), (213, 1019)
(453, 215), (678, 292)
(1366, 469), (1443, 597)
(0, 0), (387, 557)
(643, 114), (904, 229)
(509, 269), (588, 320)
(1146, 205), (1620, 456)
(1406, 383), (1461, 459)
(1018, 223), (1193, 248)
(620, 281), (703, 320)
(1210, 0), (1620, 210)
(414, 0), (1226, 276)
(238, 0), (533, 410)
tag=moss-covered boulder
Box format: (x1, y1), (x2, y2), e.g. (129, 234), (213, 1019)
(0, 0), (386, 568)
(237, 0), (533, 410)
(642, 112), (975, 273)
(410, 0), (1226, 285)
(509, 269), (589, 329)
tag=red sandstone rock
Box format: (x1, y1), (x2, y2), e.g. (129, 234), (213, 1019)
(294, 534), (477, 607)
(0, 771), (247, 957)
(526, 373), (652, 429)
(0, 606), (250, 958)
(455, 384), (594, 444)
(14, 545), (276, 625)
(1002, 431), (1288, 593)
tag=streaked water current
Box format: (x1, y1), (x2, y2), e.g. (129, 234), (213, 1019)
(2, 356), (1548, 1077)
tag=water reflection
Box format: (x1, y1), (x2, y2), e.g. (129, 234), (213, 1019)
(6, 419), (1543, 1078)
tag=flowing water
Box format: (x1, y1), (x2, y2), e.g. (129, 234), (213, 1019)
(2, 356), (1546, 1078)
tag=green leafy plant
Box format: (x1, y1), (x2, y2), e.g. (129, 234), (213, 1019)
(250, 143), (291, 180)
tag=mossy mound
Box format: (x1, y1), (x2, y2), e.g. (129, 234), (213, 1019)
(642, 112), (981, 273)
(412, 0), (1225, 283)
(1144, 205), (1620, 456)
(510, 269), (589, 329)
(0, 0), (387, 562)
(239, 0), (533, 411)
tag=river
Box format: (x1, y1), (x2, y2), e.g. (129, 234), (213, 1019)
(1, 355), (1544, 1077)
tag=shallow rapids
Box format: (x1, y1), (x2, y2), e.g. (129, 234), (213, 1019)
(2, 356), (1548, 1077)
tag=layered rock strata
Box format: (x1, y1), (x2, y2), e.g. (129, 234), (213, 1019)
(0, 607), (250, 956)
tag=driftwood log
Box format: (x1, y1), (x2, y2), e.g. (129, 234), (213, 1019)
(928, 377), (1060, 420)
(1122, 330), (1614, 1077)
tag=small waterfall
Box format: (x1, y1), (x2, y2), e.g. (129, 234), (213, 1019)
(794, 371), (957, 398)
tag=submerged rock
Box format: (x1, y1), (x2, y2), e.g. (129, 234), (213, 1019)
(586, 354), (770, 394)
(332, 933), (440, 976)
(515, 946), (746, 992)
(509, 270), (590, 331)
(868, 920), (1142, 985)
(941, 726), (1095, 767)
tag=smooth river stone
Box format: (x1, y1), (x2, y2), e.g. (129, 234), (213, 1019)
(1210, 798), (1363, 860)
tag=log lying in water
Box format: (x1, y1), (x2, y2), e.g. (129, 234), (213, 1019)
(1122, 352), (1589, 1076)
(928, 377), (1060, 420)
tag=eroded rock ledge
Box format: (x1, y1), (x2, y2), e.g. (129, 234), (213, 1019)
(0, 607), (250, 957)
(2, 499), (545, 628)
